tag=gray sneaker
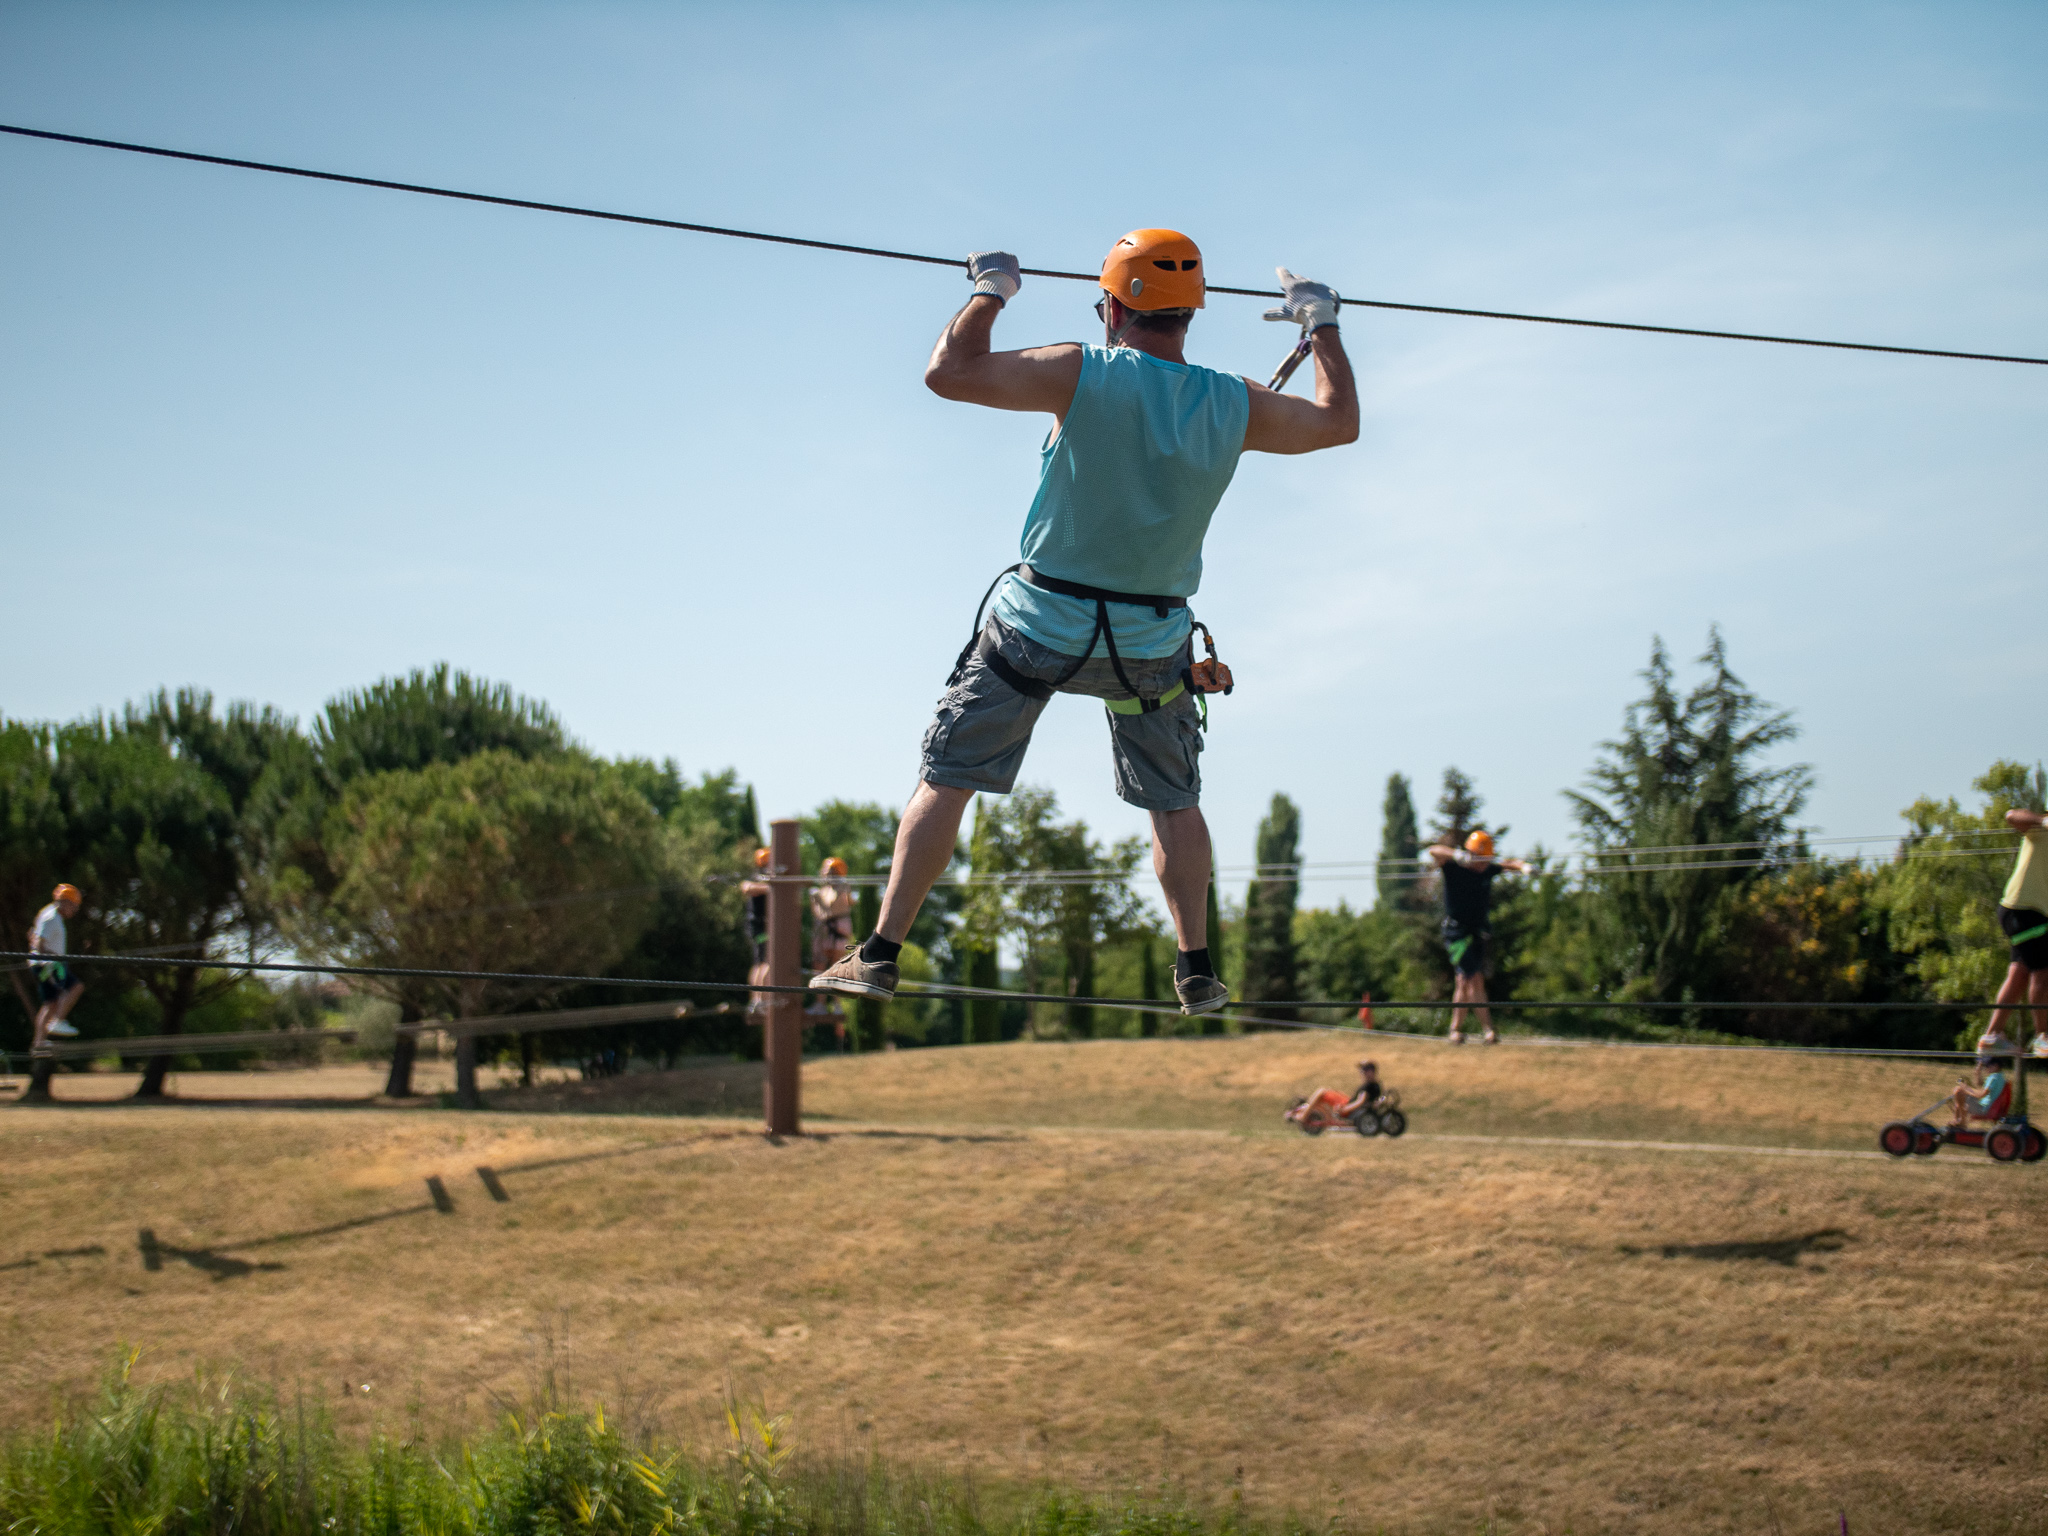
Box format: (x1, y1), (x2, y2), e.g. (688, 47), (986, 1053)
(1174, 974), (1229, 1015)
(811, 949), (899, 1001)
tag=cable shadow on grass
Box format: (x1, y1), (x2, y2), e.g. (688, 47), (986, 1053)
(488, 1133), (745, 1180)
(806, 1128), (1030, 1146)
(137, 1228), (286, 1282)
(1620, 1228), (1851, 1266)
(133, 1184), (457, 1281)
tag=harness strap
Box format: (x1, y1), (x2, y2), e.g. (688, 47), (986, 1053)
(2012, 922), (2048, 947)
(950, 564), (1187, 717)
(1018, 563), (1187, 620)
(1105, 681), (1186, 715)
(979, 638), (1053, 702)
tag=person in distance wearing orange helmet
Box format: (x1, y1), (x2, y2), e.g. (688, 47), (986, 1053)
(809, 857), (856, 977)
(812, 230), (1357, 1019)
(1419, 831), (1532, 1044)
(741, 848), (773, 1018)
(28, 882), (86, 1047)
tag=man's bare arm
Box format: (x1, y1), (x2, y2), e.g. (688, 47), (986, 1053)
(1243, 326), (1358, 454)
(2008, 809), (2047, 832)
(924, 295), (1082, 417)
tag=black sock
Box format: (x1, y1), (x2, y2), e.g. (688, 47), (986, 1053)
(860, 933), (903, 965)
(1176, 947), (1213, 982)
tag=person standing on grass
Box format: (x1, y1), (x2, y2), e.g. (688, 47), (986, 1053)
(811, 230), (1357, 1017)
(742, 847), (773, 1018)
(1419, 832), (1531, 1044)
(1988, 807), (2048, 1046)
(28, 883), (84, 1046)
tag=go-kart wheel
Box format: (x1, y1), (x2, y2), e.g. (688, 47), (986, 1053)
(1379, 1108), (1408, 1138)
(1879, 1122), (1915, 1157)
(1986, 1127), (2023, 1163)
(1299, 1119), (1325, 1136)
(1350, 1109), (1380, 1137)
(2023, 1127), (2046, 1163)
(1912, 1126), (1939, 1156)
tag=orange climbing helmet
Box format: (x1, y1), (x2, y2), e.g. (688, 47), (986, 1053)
(1100, 229), (1206, 312)
(52, 883), (82, 905)
(1464, 830), (1496, 858)
(821, 857), (848, 878)
(753, 848), (771, 869)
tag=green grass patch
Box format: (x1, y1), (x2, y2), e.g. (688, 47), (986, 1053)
(0, 1357), (1308, 1536)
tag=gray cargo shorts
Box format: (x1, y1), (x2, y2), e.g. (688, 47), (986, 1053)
(920, 618), (1203, 812)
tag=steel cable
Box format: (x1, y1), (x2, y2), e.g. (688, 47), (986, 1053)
(3, 122), (2043, 368)
(6, 950), (2038, 1018)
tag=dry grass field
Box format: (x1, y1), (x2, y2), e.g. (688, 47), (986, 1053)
(3, 1036), (2045, 1534)
(498, 1029), (1982, 1151)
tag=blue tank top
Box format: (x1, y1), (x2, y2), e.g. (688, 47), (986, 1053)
(991, 344), (1249, 659)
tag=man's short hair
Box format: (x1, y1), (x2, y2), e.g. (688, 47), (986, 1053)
(1127, 307), (1195, 336)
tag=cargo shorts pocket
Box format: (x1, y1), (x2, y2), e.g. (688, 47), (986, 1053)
(1106, 692), (1203, 812)
(920, 654), (1049, 795)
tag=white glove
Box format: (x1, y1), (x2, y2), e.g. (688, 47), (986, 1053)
(967, 250), (1021, 304)
(1262, 267), (1340, 332)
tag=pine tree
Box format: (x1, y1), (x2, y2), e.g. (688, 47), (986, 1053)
(1240, 793), (1301, 1024)
(1430, 768), (1484, 843)
(1376, 773), (1419, 910)
(1565, 629), (1811, 1004)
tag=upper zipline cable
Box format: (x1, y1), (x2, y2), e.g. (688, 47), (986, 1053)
(3, 122), (2044, 369)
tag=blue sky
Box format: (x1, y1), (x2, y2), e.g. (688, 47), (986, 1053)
(2, 1), (2043, 910)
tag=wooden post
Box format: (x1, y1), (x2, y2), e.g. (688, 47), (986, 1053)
(455, 1034), (480, 1109)
(764, 818), (802, 1135)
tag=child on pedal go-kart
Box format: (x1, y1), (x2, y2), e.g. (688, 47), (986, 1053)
(1286, 1059), (1405, 1137)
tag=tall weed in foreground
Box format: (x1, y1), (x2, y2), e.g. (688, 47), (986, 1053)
(0, 1358), (1335, 1536)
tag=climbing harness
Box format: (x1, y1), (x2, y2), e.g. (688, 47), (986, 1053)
(948, 564), (1234, 728)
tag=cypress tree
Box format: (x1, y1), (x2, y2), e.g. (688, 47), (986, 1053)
(1202, 877), (1226, 1035)
(1240, 793), (1301, 1024)
(1377, 773), (1419, 910)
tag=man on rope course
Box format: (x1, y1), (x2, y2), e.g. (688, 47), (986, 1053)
(1989, 806), (2048, 1046)
(1419, 831), (1531, 1044)
(812, 229), (1357, 1015)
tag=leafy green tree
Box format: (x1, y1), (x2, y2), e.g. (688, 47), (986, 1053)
(1295, 902), (1440, 1012)
(1239, 793), (1301, 1023)
(1713, 860), (1930, 1045)
(1564, 631), (1811, 1007)
(313, 665), (567, 785)
(108, 691), (300, 1096)
(965, 787), (1148, 1038)
(1, 696), (298, 1095)
(1880, 760), (2046, 1037)
(1376, 774), (1419, 910)
(616, 760), (762, 848)
(316, 752), (664, 1055)
(960, 799), (1005, 1045)
(255, 666), (572, 1094)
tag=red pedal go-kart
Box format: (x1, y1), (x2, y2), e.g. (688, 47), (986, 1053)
(1880, 1048), (2044, 1164)
(1286, 1088), (1406, 1139)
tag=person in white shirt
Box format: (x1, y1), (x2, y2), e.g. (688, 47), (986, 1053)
(28, 883), (84, 1046)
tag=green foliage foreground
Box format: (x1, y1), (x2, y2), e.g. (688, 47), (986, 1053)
(0, 1362), (1284, 1536)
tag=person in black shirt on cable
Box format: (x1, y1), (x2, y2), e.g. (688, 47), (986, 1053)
(1420, 830), (1531, 1044)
